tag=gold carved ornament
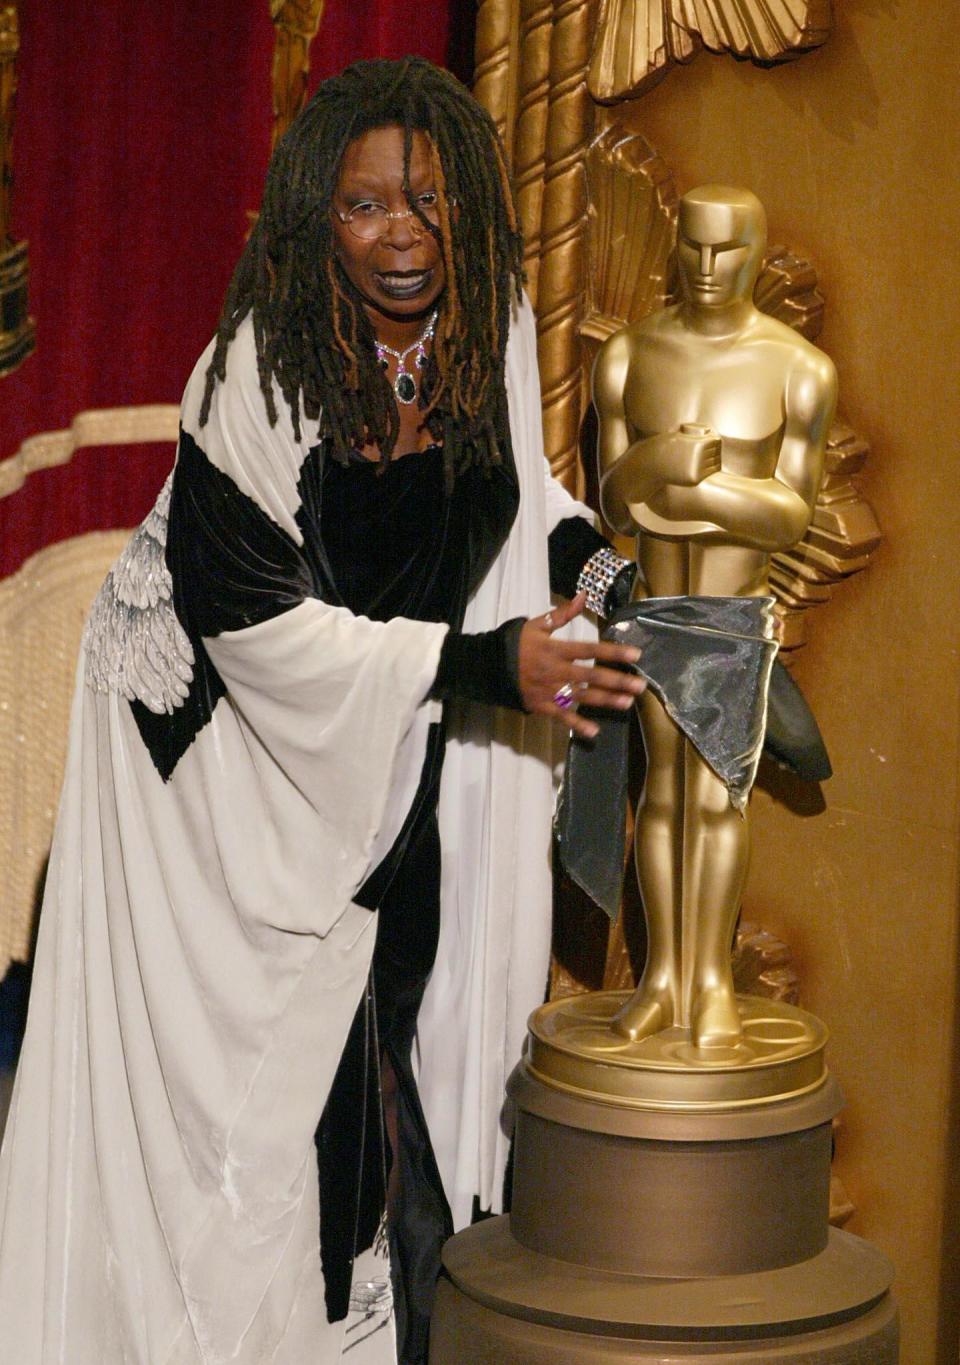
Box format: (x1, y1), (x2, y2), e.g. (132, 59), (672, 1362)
(0, 2), (35, 377)
(269, 0), (328, 150)
(588, 0), (832, 104)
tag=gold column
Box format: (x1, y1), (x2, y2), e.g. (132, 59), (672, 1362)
(512, 0), (554, 306)
(534, 0), (597, 490)
(0, 2), (34, 378)
(473, 0), (521, 153)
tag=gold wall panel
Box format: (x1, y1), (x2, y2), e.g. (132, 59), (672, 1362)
(472, 0), (960, 1349)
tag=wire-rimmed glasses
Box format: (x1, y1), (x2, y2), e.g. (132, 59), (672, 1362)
(332, 191), (448, 241)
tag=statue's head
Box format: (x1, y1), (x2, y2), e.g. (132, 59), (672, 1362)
(677, 186), (766, 309)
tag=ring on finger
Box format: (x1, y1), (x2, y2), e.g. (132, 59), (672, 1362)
(553, 682), (576, 709)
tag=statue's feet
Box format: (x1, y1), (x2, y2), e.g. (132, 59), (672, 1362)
(691, 985), (742, 1050)
(612, 985), (674, 1042)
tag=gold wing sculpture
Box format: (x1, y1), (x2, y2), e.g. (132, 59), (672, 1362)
(588, 0), (832, 104)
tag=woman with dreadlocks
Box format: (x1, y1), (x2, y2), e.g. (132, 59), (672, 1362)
(0, 57), (643, 1365)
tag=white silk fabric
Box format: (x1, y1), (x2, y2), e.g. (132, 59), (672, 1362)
(0, 295), (592, 1364)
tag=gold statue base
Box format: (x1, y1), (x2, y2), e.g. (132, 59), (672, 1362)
(430, 993), (898, 1363)
(527, 990), (830, 1110)
(0, 238), (36, 377)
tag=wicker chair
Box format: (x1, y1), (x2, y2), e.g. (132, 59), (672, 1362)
(0, 406), (179, 979)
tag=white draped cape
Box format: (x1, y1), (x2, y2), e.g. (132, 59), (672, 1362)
(0, 296), (591, 1364)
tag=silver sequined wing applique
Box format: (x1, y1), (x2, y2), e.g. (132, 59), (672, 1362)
(83, 474), (195, 714)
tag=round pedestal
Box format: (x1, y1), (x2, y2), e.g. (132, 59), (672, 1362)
(431, 1219), (898, 1364)
(508, 1064), (841, 1278)
(430, 992), (898, 1362)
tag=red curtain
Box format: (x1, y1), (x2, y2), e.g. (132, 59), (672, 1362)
(0, 0), (463, 576)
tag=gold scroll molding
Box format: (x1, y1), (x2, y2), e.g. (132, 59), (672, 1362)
(0, 3), (34, 377)
(577, 124), (880, 655)
(588, 0), (832, 104)
(0, 529), (131, 977)
(0, 404), (180, 499)
(270, 0), (327, 150)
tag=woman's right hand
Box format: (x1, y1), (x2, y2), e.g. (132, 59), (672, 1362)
(518, 593), (645, 740)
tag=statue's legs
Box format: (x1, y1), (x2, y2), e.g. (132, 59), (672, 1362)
(613, 695), (748, 1048)
(682, 747), (748, 1049)
(613, 693), (683, 1040)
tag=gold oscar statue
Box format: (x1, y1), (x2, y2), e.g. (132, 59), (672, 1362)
(593, 184), (837, 1049)
(430, 186), (899, 1363)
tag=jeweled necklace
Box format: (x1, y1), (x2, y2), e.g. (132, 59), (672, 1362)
(375, 310), (437, 406)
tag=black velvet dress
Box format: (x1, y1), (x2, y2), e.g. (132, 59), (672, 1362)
(312, 443), (519, 1365)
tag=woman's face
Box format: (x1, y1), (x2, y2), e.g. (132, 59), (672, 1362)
(331, 125), (446, 323)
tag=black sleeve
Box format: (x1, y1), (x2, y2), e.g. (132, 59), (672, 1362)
(548, 515), (636, 615)
(547, 516), (608, 599)
(429, 617), (527, 711)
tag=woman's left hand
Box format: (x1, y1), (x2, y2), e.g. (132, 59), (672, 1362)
(517, 592), (646, 740)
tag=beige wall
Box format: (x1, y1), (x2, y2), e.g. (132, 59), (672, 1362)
(617, 4), (960, 1360)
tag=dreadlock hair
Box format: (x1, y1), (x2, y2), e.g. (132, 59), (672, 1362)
(200, 57), (525, 487)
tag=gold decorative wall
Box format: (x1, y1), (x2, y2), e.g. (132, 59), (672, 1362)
(475, 0), (960, 1358)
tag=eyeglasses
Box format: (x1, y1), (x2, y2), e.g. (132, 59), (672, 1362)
(332, 191), (448, 241)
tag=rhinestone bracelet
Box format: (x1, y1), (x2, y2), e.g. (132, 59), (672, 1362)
(576, 545), (632, 617)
